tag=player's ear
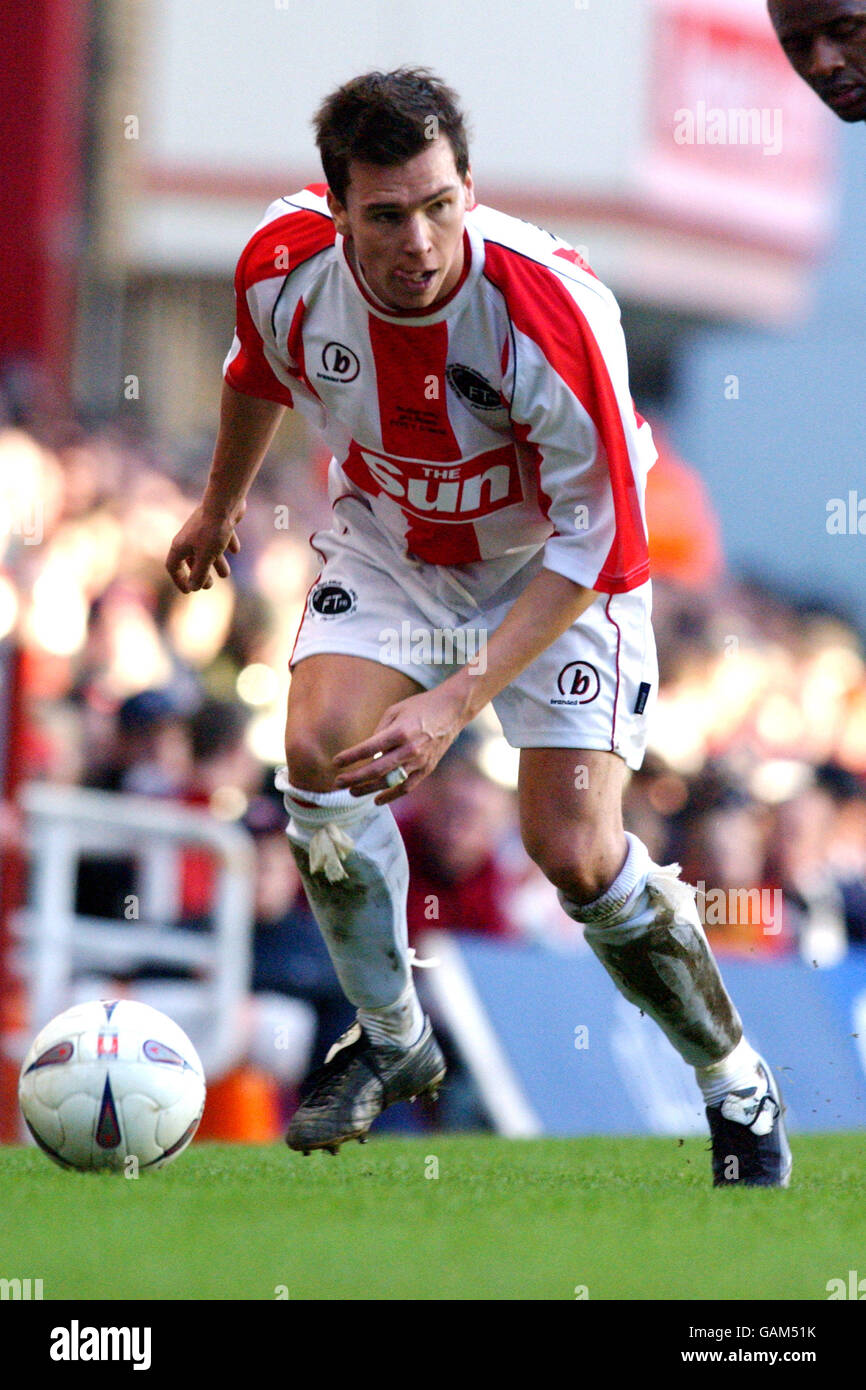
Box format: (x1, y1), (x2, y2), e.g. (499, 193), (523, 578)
(463, 167), (476, 210)
(326, 188), (350, 236)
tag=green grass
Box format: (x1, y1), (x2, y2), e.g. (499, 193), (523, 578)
(0, 1133), (864, 1300)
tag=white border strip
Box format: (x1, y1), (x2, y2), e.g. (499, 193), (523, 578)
(419, 931), (543, 1137)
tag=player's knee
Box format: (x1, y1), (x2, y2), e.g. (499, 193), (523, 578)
(522, 824), (620, 904)
(284, 722), (346, 792)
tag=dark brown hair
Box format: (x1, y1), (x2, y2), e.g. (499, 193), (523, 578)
(313, 67), (470, 204)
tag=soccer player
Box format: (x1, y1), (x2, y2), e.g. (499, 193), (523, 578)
(768, 0), (866, 120)
(166, 69), (791, 1185)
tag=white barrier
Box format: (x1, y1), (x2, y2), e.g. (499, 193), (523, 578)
(10, 782), (255, 1078)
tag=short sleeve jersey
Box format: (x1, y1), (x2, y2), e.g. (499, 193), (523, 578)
(224, 184), (656, 596)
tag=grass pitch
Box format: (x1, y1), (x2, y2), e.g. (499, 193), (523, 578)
(0, 1133), (863, 1301)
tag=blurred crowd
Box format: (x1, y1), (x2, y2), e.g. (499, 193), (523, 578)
(4, 412), (866, 1124)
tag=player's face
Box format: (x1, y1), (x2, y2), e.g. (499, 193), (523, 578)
(768, 0), (866, 119)
(327, 137), (475, 311)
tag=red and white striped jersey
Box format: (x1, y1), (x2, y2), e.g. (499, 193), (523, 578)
(224, 184), (656, 597)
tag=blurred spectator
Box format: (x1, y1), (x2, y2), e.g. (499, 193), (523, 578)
(813, 764), (866, 949)
(764, 767), (854, 967)
(75, 688), (194, 920)
(185, 698), (260, 808)
(675, 767), (788, 958)
(87, 688), (193, 796)
(180, 699), (260, 919)
(623, 751), (690, 864)
(399, 728), (530, 942)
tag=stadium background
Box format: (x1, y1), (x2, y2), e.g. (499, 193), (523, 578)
(3, 0), (866, 1150)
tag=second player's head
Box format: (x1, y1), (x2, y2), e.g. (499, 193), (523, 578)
(314, 68), (475, 311)
(768, 0), (866, 120)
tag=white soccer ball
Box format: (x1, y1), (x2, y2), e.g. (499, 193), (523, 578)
(18, 999), (206, 1172)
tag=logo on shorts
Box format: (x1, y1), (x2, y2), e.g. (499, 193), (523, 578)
(317, 342), (360, 382)
(445, 363), (501, 412)
(551, 661), (600, 705)
(308, 580), (358, 620)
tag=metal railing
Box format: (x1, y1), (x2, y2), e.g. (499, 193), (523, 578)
(8, 783), (255, 1078)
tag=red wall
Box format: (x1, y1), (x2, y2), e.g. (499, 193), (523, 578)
(0, 0), (90, 404)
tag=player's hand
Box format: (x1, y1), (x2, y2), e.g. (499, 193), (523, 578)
(332, 683), (471, 804)
(165, 502), (244, 593)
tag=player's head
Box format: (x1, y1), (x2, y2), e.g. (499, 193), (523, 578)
(768, 0), (866, 119)
(314, 68), (474, 310)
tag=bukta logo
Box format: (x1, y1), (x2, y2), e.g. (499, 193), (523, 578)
(318, 342), (360, 382)
(552, 661), (600, 705)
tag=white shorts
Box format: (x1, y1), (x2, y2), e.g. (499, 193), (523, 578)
(290, 516), (657, 770)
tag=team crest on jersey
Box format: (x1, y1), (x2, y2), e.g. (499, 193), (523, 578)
(317, 342), (360, 383)
(308, 579), (358, 621)
(445, 364), (502, 412)
(551, 661), (600, 706)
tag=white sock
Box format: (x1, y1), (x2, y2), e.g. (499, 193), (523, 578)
(695, 1036), (764, 1106)
(277, 768), (422, 1019)
(566, 832), (653, 931)
(358, 981), (425, 1050)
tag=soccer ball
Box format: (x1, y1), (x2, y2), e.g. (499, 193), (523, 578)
(18, 999), (206, 1172)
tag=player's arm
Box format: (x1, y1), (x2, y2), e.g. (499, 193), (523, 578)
(448, 565), (599, 714)
(333, 568), (598, 801)
(165, 382), (286, 593)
